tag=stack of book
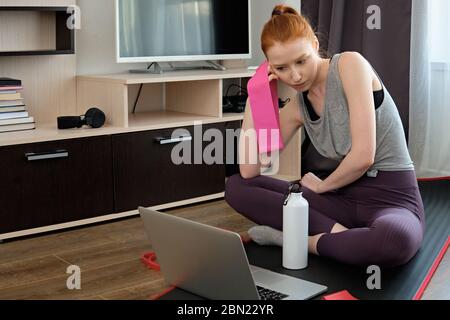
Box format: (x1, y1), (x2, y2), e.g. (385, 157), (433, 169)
(0, 77), (35, 133)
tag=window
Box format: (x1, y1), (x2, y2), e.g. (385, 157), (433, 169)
(429, 0), (450, 63)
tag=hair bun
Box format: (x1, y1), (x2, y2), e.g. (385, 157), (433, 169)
(272, 9), (282, 16)
(271, 5), (299, 18)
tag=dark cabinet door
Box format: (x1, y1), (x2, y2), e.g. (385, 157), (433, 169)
(223, 120), (242, 177)
(0, 136), (114, 234)
(113, 123), (226, 212)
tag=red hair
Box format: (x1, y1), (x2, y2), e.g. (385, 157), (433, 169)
(261, 5), (316, 55)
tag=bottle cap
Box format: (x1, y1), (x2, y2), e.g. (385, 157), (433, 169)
(283, 183), (302, 205)
(290, 183), (301, 193)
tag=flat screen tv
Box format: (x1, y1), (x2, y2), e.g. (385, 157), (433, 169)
(116, 0), (252, 63)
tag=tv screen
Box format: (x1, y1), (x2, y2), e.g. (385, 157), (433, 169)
(116, 0), (251, 63)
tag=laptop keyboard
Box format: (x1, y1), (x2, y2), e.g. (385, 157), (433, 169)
(256, 286), (289, 300)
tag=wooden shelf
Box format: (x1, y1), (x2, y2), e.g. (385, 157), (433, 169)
(222, 112), (245, 122)
(0, 113), (244, 147)
(129, 111), (221, 129)
(0, 122), (123, 147)
(77, 68), (254, 85)
(0, 6), (75, 56)
(0, 6), (70, 11)
(0, 49), (74, 56)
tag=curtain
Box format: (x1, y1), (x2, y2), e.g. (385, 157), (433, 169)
(301, 0), (412, 138)
(118, 0), (214, 58)
(409, 0), (450, 178)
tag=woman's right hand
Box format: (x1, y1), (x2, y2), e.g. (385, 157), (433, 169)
(268, 64), (279, 82)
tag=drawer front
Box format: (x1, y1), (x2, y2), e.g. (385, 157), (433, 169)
(113, 123), (226, 212)
(0, 136), (114, 233)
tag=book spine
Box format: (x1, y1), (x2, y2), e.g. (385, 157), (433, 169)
(0, 80), (22, 86)
(0, 93), (22, 101)
(0, 86), (23, 91)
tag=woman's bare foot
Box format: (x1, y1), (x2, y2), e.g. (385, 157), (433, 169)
(308, 233), (325, 256)
(308, 224), (349, 255)
(240, 231), (252, 243)
(331, 223), (349, 234)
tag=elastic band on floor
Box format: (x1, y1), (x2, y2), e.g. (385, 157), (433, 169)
(141, 252), (160, 271)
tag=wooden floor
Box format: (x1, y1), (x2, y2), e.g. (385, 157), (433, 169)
(0, 199), (447, 300)
(0, 200), (255, 300)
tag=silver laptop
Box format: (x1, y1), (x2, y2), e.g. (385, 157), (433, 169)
(139, 207), (328, 300)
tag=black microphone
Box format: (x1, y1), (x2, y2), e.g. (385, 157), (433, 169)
(58, 108), (106, 130)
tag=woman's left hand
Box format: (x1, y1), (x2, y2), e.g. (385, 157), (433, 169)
(300, 173), (325, 194)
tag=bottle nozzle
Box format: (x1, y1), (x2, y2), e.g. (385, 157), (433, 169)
(284, 183), (302, 205)
(290, 183), (301, 193)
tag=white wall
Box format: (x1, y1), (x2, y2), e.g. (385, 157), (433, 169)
(76, 0), (300, 75)
(249, 0), (300, 67)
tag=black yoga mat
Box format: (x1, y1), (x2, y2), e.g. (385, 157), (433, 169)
(158, 179), (450, 300)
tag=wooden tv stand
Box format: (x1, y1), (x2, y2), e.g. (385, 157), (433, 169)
(0, 69), (301, 241)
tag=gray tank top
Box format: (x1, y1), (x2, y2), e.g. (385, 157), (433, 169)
(298, 53), (414, 172)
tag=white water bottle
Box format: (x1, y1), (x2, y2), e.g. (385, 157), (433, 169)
(283, 183), (309, 270)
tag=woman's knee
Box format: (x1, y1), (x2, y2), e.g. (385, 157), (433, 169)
(372, 216), (423, 268)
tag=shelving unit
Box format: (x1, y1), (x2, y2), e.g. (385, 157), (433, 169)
(0, 6), (75, 56)
(76, 69), (255, 128)
(0, 65), (302, 241)
(76, 68), (302, 182)
(0, 3), (77, 128)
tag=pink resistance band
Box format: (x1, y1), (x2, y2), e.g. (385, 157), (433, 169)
(247, 61), (285, 154)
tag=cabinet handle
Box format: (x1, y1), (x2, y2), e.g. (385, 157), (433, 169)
(155, 135), (193, 145)
(25, 150), (69, 161)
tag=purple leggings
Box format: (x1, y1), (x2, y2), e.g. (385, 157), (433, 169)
(225, 171), (425, 268)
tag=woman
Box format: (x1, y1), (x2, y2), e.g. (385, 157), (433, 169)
(225, 5), (425, 268)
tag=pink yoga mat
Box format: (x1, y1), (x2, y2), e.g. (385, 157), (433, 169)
(247, 62), (284, 154)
